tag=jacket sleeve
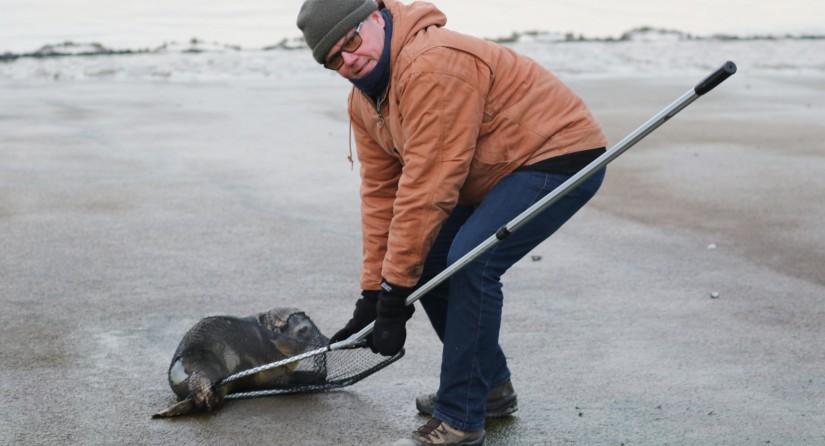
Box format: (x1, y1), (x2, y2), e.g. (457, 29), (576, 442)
(382, 48), (490, 287)
(350, 91), (402, 291)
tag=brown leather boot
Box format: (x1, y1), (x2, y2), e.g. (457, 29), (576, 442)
(392, 418), (485, 446)
(415, 379), (518, 418)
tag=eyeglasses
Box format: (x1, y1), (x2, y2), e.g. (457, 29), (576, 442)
(324, 22), (364, 70)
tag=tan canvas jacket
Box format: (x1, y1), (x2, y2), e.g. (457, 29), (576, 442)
(349, 0), (608, 289)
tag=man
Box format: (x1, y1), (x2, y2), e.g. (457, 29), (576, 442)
(297, 1), (607, 444)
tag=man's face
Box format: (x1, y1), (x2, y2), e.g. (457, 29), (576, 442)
(325, 11), (385, 80)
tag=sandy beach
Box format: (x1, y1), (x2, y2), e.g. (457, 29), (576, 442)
(1, 39), (824, 445)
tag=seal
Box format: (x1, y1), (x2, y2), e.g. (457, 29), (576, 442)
(153, 307), (328, 418)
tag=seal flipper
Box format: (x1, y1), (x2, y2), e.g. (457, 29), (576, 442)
(152, 399), (195, 418)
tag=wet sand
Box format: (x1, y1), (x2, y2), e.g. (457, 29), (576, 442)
(1, 64), (823, 445)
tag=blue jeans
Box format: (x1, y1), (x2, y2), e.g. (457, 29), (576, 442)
(417, 168), (605, 431)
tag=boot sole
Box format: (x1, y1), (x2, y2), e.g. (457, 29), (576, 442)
(416, 395), (518, 418)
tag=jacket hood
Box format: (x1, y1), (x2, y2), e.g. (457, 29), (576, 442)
(379, 0), (447, 54)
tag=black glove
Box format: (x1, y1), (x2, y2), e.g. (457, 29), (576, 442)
(329, 290), (380, 344)
(372, 280), (415, 356)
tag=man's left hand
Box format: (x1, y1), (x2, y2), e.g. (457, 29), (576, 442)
(372, 280), (415, 356)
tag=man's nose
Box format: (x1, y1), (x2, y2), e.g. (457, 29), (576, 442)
(342, 51), (358, 66)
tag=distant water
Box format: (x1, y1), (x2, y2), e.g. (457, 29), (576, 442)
(2, 0), (825, 53)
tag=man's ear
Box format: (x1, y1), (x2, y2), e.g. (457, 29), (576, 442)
(371, 10), (385, 28)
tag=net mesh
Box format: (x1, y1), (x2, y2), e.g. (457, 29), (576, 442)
(225, 342), (404, 399)
(166, 307), (403, 403)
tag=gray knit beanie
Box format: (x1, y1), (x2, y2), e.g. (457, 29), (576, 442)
(297, 0), (379, 64)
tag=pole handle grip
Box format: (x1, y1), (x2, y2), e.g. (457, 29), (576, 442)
(694, 61), (737, 96)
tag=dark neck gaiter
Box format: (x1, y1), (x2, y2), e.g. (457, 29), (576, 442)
(350, 9), (392, 100)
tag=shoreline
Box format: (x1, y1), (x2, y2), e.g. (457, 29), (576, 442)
(3, 26), (825, 61)
(2, 38), (824, 85)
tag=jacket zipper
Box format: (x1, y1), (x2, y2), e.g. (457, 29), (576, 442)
(374, 91), (387, 129)
(367, 89), (398, 158)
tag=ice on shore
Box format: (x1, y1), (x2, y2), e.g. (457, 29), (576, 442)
(1, 30), (823, 83)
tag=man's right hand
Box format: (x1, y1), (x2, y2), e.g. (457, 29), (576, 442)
(329, 290), (380, 344)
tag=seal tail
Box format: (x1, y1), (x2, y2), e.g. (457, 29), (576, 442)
(152, 399), (196, 418)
